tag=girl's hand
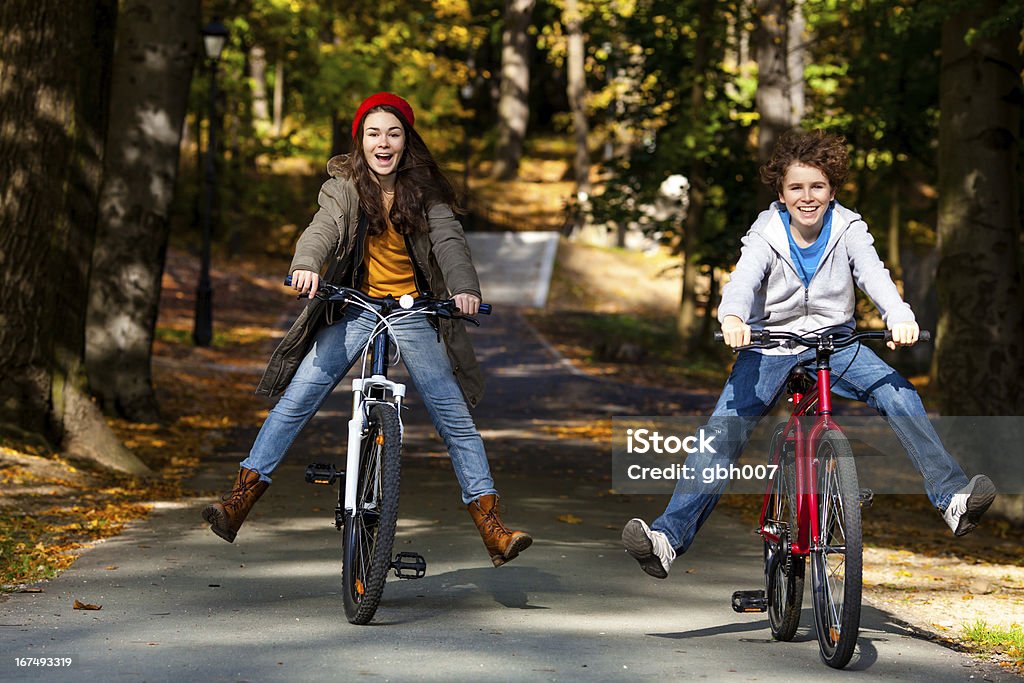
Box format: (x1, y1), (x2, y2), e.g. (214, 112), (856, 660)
(291, 269), (320, 299)
(888, 321), (920, 350)
(721, 315), (751, 348)
(452, 292), (480, 317)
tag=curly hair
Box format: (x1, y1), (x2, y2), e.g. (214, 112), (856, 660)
(759, 129), (849, 194)
(338, 104), (460, 237)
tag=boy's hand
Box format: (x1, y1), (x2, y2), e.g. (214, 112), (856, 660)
(888, 321), (920, 350)
(721, 315), (752, 348)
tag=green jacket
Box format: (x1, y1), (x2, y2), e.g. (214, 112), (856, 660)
(255, 158), (485, 407)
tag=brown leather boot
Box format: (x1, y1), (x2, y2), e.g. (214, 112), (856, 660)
(467, 494), (533, 567)
(202, 468), (269, 543)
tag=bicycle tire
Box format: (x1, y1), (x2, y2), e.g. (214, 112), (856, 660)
(342, 403), (402, 625)
(810, 431), (862, 668)
(764, 426), (805, 641)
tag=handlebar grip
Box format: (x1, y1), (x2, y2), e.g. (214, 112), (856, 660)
(883, 329), (932, 343)
(478, 303), (492, 315)
(284, 275), (292, 286)
(714, 330), (770, 344)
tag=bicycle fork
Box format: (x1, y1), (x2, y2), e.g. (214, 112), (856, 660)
(343, 375), (406, 516)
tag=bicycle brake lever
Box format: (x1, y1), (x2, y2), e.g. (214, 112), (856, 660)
(461, 316), (481, 327)
(733, 341), (781, 352)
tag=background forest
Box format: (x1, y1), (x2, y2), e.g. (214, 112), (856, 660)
(1, 0), (1022, 475)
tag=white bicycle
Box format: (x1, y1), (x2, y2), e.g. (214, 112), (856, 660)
(288, 277), (490, 624)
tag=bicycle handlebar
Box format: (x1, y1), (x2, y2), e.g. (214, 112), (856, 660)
(283, 276), (492, 321)
(713, 328), (931, 350)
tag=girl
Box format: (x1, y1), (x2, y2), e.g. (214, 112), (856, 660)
(621, 129), (995, 579)
(203, 93), (532, 568)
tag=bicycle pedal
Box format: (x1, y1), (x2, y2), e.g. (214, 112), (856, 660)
(859, 488), (874, 508)
(392, 552), (427, 579)
(305, 462), (343, 486)
(731, 590), (768, 613)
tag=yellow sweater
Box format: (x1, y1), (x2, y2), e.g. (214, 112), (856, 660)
(364, 215), (418, 298)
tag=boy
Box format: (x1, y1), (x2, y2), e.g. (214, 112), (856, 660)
(622, 129), (996, 579)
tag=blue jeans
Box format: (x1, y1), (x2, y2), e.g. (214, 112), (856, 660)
(241, 306), (497, 504)
(651, 345), (969, 553)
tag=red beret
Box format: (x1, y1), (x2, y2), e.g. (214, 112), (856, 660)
(351, 93), (415, 140)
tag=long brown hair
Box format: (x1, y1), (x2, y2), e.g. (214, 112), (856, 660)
(340, 104), (460, 236)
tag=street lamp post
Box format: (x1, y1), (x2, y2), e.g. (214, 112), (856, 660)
(193, 20), (228, 347)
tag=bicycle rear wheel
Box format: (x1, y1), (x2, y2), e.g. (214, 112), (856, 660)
(764, 427), (805, 641)
(810, 431), (862, 668)
(342, 403), (402, 625)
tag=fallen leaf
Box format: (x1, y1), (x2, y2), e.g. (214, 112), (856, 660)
(558, 514), (583, 525)
(105, 566), (118, 571)
(73, 599), (102, 610)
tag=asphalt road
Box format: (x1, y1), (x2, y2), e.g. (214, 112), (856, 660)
(2, 309), (1015, 682)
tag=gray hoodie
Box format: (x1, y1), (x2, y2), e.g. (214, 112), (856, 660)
(717, 200), (914, 355)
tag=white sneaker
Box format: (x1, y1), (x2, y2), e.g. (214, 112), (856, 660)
(943, 475), (996, 536)
(621, 518), (676, 579)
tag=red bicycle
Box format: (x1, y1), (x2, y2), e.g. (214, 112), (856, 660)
(725, 328), (929, 669)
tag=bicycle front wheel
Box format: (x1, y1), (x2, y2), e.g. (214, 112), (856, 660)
(765, 427), (805, 642)
(810, 431), (862, 668)
(342, 402), (402, 625)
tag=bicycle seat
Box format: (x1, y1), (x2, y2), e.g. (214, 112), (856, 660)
(786, 364), (817, 394)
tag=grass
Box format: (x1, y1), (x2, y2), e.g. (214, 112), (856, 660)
(0, 519), (65, 585)
(525, 309), (730, 394)
(0, 470), (157, 590)
(961, 620), (1024, 665)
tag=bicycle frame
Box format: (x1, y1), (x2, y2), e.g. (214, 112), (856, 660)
(759, 361), (846, 557)
(728, 326), (927, 667)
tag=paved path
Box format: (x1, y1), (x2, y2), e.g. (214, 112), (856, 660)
(2, 309), (1014, 682)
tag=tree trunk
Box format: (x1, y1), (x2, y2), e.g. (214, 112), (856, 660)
(753, 0), (790, 206)
(700, 267), (720, 340)
(85, 0), (200, 424)
(272, 58), (284, 136)
(250, 44), (270, 127)
(887, 178), (902, 280)
(491, 0), (536, 180)
(0, 0), (150, 475)
(935, 3), (1023, 417)
(565, 0), (590, 209)
(786, 0), (805, 125)
(677, 0), (714, 347)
